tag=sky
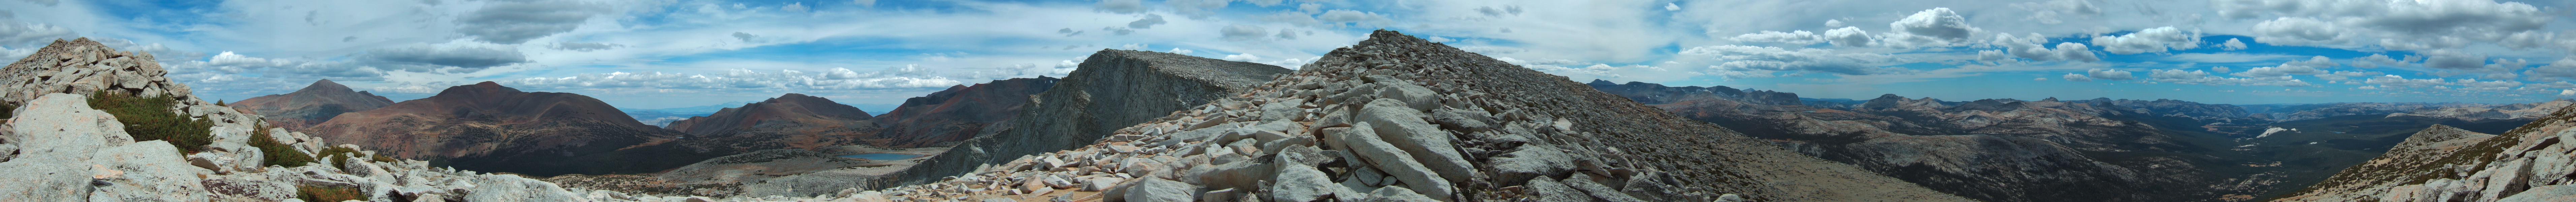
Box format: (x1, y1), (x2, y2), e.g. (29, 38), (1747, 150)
(4, 0), (2576, 108)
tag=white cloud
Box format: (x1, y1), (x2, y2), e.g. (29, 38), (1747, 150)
(1993, 33), (2099, 62)
(0, 20), (75, 47)
(1167, 0), (1233, 19)
(1822, 27), (1875, 47)
(1220, 24), (1269, 41)
(1664, 3), (1679, 11)
(2092, 27), (2201, 54)
(2526, 57), (2576, 80)
(2232, 56), (2336, 77)
(2311, 71), (2375, 81)
(2063, 73), (2094, 81)
(2220, 38), (2248, 50)
(2364, 74), (2451, 88)
(1222, 53), (1258, 61)
(2420, 49), (2486, 70)
(2148, 69), (2313, 87)
(361, 43), (529, 73)
(1096, 0), (1147, 13)
(1729, 30), (1823, 45)
(2218, 0), (2553, 50)
(1317, 9), (1388, 26)
(2086, 68), (2135, 80)
(1879, 7), (1981, 48)
(1128, 14), (1168, 29)
(510, 65), (966, 91)
(455, 0), (609, 44)
(781, 2), (808, 12)
(1678, 45), (1907, 75)
(2350, 54), (2404, 68)
(2010, 0), (2099, 25)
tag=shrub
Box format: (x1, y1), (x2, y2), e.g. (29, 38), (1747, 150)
(2, 103), (15, 119)
(249, 122), (317, 167)
(88, 90), (214, 153)
(295, 184), (367, 202)
(316, 146), (361, 170)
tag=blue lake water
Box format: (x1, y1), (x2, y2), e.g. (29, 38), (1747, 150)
(838, 153), (922, 160)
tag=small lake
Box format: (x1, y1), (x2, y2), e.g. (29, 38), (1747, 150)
(837, 153), (923, 161)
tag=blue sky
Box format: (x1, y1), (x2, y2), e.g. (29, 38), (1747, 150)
(4, 0), (2576, 108)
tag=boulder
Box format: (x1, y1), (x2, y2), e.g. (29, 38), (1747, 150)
(1364, 186), (1443, 202)
(1329, 123), (1454, 199)
(464, 174), (582, 201)
(1264, 162), (1346, 202)
(1121, 178), (1197, 202)
(1356, 98), (1477, 183)
(88, 140), (214, 202)
(1365, 75), (1440, 111)
(1489, 145), (1575, 185)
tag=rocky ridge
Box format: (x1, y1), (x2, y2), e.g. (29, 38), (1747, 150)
(888, 48), (1298, 191)
(867, 76), (1060, 147)
(227, 79), (395, 130)
(665, 93), (873, 136)
(2272, 107), (2576, 201)
(830, 30), (1966, 202)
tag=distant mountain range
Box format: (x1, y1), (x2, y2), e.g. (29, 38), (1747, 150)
(1589, 79), (2570, 202)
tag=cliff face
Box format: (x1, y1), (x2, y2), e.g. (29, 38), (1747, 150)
(302, 81), (685, 176)
(664, 93), (872, 136)
(891, 48), (1295, 187)
(867, 76), (1060, 147)
(2273, 107), (2576, 201)
(228, 79), (396, 130)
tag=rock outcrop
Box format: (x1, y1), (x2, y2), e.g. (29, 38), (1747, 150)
(227, 79), (395, 130)
(665, 93), (872, 136)
(2273, 107), (2576, 201)
(868, 76), (1060, 147)
(301, 81), (685, 176)
(889, 48), (1295, 191)
(845, 30), (1966, 202)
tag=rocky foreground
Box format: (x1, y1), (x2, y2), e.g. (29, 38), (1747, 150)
(0, 33), (1974, 201)
(2272, 106), (2576, 201)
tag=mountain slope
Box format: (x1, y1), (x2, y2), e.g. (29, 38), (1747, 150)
(855, 30), (1965, 202)
(889, 48), (1296, 189)
(301, 81), (685, 176)
(867, 76), (1059, 147)
(665, 93), (872, 136)
(2273, 106), (2576, 201)
(229, 79), (396, 130)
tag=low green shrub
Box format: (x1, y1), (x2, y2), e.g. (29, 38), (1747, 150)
(296, 184), (367, 202)
(248, 122), (317, 167)
(88, 90), (214, 153)
(316, 146), (361, 170)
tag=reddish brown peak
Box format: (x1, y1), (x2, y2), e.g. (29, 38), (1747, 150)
(294, 79), (353, 93)
(763, 93), (870, 119)
(437, 81), (523, 96)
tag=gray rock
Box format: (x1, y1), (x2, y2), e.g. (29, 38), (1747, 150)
(1356, 99), (1477, 183)
(1364, 186), (1442, 202)
(464, 174), (582, 201)
(2502, 184), (2576, 202)
(1562, 174), (1645, 202)
(1489, 145), (1574, 185)
(88, 140), (213, 202)
(1201, 188), (1239, 202)
(1428, 108), (1493, 132)
(1366, 76), (1440, 111)
(1519, 177), (1589, 202)
(1191, 157), (1271, 191)
(1265, 161), (1345, 202)
(1330, 123), (1454, 199)
(1121, 178), (1198, 202)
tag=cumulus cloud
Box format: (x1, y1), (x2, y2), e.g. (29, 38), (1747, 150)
(1822, 27), (1874, 47)
(732, 32), (758, 42)
(1318, 9), (1387, 26)
(511, 66), (966, 90)
(2220, 38), (2248, 50)
(2420, 49), (2485, 70)
(2011, 0), (2099, 24)
(2350, 54), (2403, 68)
(2092, 27), (2202, 54)
(455, 0), (608, 44)
(2526, 57), (2576, 80)
(1128, 14), (1168, 29)
(362, 44), (529, 72)
(781, 2), (808, 12)
(2218, 0), (2552, 49)
(1880, 8), (1981, 47)
(1993, 33), (2099, 62)
(1679, 45), (1907, 75)
(1096, 0), (1147, 14)
(0, 20), (74, 47)
(2363, 74), (2450, 88)
(2148, 69), (2314, 87)
(2086, 68), (2135, 80)
(1220, 24), (1269, 41)
(2232, 56), (2336, 77)
(2063, 73), (2094, 81)
(1475, 5), (1524, 17)
(2311, 70), (2375, 81)
(1729, 30), (1823, 45)
(549, 42), (622, 52)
